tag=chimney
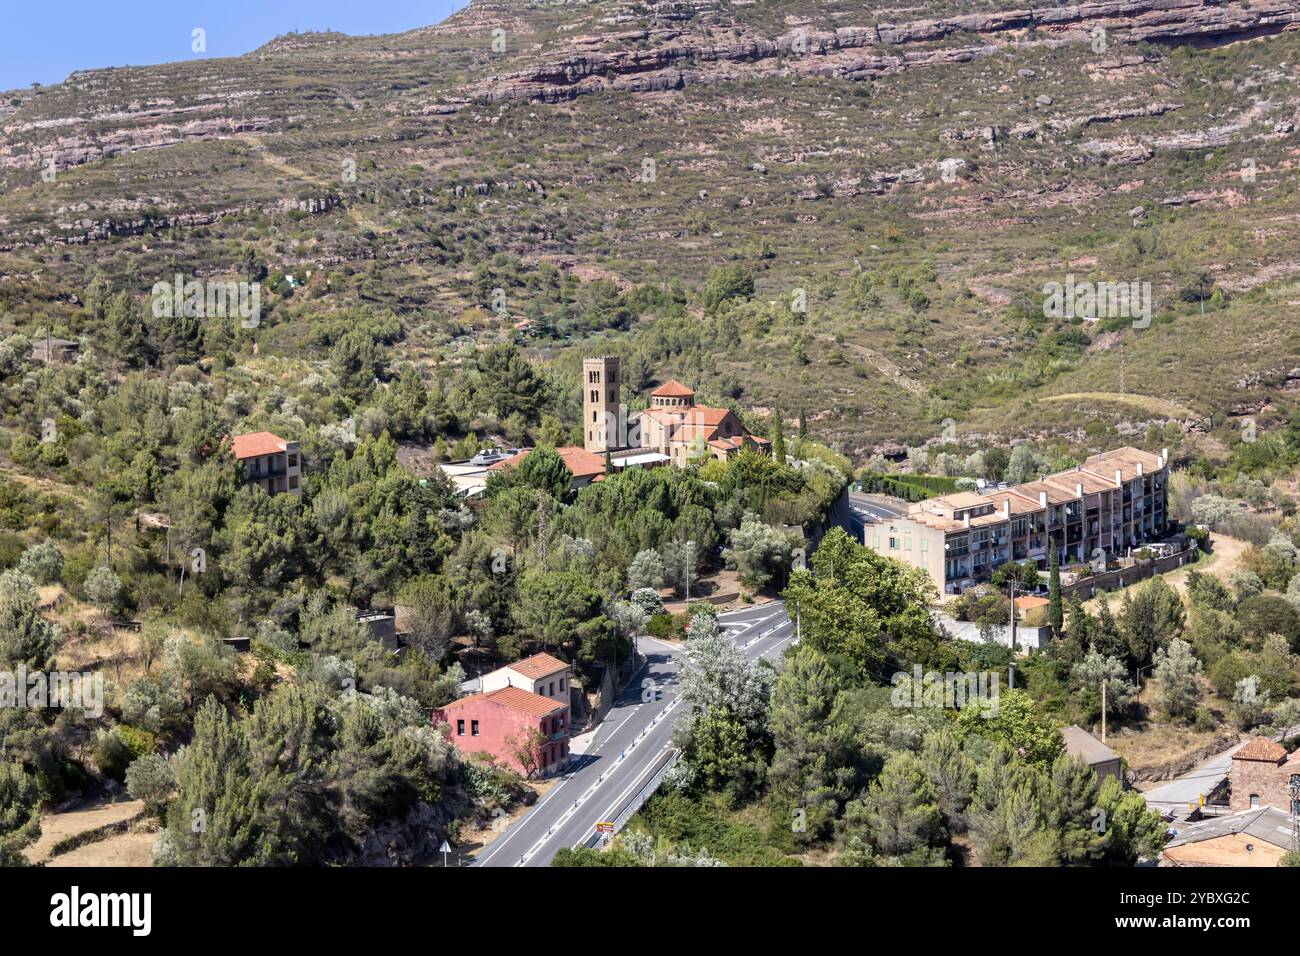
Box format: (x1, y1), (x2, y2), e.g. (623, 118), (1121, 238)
(1114, 469), (1123, 488)
(1039, 491), (1048, 508)
(1003, 500), (1011, 519)
(964, 514), (971, 528)
(1075, 482), (1083, 498)
(1161, 447), (1168, 468)
(1137, 462), (1144, 476)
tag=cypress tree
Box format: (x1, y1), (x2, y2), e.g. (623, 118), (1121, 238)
(1048, 547), (1064, 635)
(771, 411), (786, 465)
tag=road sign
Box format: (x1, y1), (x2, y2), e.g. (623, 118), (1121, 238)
(596, 821), (615, 833)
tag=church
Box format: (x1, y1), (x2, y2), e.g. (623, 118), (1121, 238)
(582, 356), (770, 468)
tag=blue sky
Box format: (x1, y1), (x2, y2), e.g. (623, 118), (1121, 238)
(1, 0), (467, 91)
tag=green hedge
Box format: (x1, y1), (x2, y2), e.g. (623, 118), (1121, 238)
(856, 471), (960, 502)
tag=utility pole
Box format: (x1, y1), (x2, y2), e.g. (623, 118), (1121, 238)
(795, 599), (802, 644)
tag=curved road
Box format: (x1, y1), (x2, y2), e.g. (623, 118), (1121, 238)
(475, 602), (796, 867)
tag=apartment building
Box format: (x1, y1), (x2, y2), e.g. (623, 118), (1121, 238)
(862, 446), (1169, 595)
(231, 431), (302, 496)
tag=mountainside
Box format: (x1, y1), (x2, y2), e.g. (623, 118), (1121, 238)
(4, 0), (1300, 461)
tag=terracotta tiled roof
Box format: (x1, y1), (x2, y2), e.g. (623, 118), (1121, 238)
(651, 379), (695, 397)
(883, 445), (1166, 539)
(1014, 595), (1050, 610)
(1082, 446), (1165, 483)
(231, 431), (288, 459)
(1232, 737), (1288, 762)
(984, 490), (1043, 515)
(487, 446), (606, 480)
(932, 491), (991, 509)
(1009, 479), (1078, 506)
(509, 652), (569, 680)
(1041, 469), (1118, 495)
(643, 405), (744, 445)
(445, 685), (565, 719)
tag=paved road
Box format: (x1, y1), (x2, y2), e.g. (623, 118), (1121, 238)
(1141, 723), (1300, 821)
(847, 493), (908, 545)
(847, 491), (908, 523)
(475, 602), (796, 867)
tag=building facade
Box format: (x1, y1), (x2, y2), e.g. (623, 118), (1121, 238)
(231, 431), (302, 496)
(435, 685), (570, 778)
(1061, 725), (1124, 784)
(479, 652), (571, 705)
(1229, 737), (1300, 812)
(580, 358), (770, 466)
(862, 446), (1170, 595)
(583, 356), (621, 453)
(635, 380), (770, 466)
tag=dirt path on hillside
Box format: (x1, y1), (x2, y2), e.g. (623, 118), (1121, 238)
(45, 831), (156, 867)
(826, 337), (928, 397)
(1084, 532), (1249, 611)
(23, 796), (145, 865)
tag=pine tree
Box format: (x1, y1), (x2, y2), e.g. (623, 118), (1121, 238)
(159, 697), (265, 866)
(850, 752), (947, 862)
(1048, 753), (1108, 864)
(768, 646), (853, 840)
(919, 729), (976, 833)
(1095, 598), (1127, 662)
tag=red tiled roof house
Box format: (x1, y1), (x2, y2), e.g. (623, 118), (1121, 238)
(435, 685), (571, 778)
(231, 431), (302, 496)
(487, 446), (607, 491)
(480, 652), (571, 705)
(1229, 737), (1300, 811)
(637, 380), (770, 467)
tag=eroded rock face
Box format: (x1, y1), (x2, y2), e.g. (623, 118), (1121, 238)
(468, 0), (1300, 103)
(5, 0), (1292, 189)
(353, 800), (463, 867)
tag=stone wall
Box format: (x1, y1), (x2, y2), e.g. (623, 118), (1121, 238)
(1229, 758), (1296, 812)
